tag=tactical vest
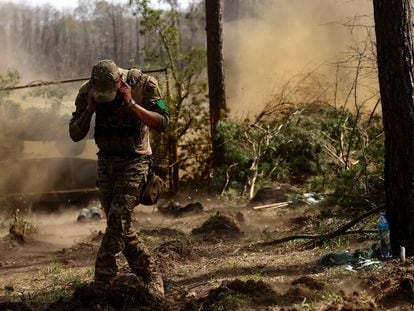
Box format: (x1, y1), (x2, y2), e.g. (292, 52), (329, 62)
(94, 93), (144, 154)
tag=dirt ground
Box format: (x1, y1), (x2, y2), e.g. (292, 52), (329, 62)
(0, 194), (412, 310)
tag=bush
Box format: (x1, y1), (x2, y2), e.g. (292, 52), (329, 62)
(215, 102), (384, 208)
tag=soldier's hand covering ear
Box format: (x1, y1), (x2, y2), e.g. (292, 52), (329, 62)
(119, 79), (132, 104)
(87, 89), (96, 113)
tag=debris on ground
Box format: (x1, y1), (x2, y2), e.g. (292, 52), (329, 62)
(289, 192), (325, 205)
(183, 279), (278, 311)
(77, 206), (102, 223)
(324, 291), (379, 310)
(140, 227), (186, 237)
(158, 202), (203, 217)
(77, 208), (90, 223)
(155, 239), (193, 259)
(318, 247), (382, 271)
(0, 301), (33, 311)
(291, 276), (325, 290)
(51, 274), (169, 311)
(191, 212), (243, 238)
(252, 201), (290, 211)
(373, 258), (414, 309)
(5, 209), (37, 246)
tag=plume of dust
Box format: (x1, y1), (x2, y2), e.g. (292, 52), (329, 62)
(224, 0), (375, 119)
(30, 206), (105, 249)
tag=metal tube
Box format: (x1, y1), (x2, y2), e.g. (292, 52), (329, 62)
(1, 68), (167, 91)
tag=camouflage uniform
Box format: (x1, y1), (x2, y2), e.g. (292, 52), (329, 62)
(69, 60), (169, 294)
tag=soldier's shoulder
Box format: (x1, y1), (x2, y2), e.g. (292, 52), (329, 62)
(119, 68), (129, 81)
(143, 74), (159, 88)
(125, 68), (143, 87)
(128, 68), (142, 79)
(78, 81), (90, 95)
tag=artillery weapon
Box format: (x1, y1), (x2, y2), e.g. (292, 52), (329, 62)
(0, 68), (170, 211)
(1, 68), (168, 91)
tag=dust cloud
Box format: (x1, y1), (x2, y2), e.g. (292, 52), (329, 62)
(30, 207), (105, 249)
(224, 0), (375, 118)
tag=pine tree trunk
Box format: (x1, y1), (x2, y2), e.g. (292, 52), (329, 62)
(205, 0), (227, 167)
(373, 0), (414, 256)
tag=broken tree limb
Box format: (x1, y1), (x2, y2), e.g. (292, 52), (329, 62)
(253, 229), (377, 247)
(301, 204), (383, 249)
(247, 203), (383, 249)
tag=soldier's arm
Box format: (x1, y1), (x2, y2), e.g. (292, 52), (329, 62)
(69, 83), (94, 142)
(128, 103), (168, 132)
(124, 76), (169, 132)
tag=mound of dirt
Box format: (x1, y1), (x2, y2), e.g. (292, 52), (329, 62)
(158, 202), (203, 217)
(0, 234), (22, 249)
(50, 274), (169, 311)
(184, 279), (278, 311)
(191, 212), (243, 238)
(249, 187), (287, 205)
(291, 276), (325, 290)
(374, 261), (414, 309)
(155, 239), (193, 259)
(0, 301), (33, 311)
(154, 239), (194, 273)
(324, 291), (378, 311)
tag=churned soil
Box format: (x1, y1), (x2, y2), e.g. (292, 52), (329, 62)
(0, 195), (411, 310)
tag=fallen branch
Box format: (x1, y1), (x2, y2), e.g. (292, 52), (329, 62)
(253, 229), (377, 247)
(302, 205), (383, 249)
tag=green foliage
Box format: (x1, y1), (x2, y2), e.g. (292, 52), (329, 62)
(309, 112), (384, 209)
(130, 0), (210, 188)
(214, 106), (327, 193)
(215, 102), (384, 208)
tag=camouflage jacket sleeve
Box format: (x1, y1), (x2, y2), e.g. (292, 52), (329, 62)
(69, 82), (94, 142)
(129, 69), (169, 132)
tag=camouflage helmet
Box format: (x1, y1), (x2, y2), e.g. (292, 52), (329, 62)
(90, 59), (121, 103)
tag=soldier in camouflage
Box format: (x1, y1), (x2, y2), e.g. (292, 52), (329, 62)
(69, 59), (169, 298)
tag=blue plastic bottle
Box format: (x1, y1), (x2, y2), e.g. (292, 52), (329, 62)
(377, 212), (392, 260)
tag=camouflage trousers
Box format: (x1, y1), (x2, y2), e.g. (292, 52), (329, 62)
(94, 154), (156, 284)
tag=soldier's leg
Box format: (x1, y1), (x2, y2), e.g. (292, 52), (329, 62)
(123, 212), (157, 279)
(94, 156), (122, 285)
(94, 200), (126, 283)
(123, 222), (164, 298)
(115, 156), (164, 296)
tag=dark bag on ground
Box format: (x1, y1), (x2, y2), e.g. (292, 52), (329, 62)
(140, 172), (162, 205)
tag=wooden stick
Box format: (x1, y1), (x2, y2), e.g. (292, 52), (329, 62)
(265, 202), (289, 210)
(252, 201), (289, 210)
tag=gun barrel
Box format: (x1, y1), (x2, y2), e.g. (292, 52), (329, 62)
(1, 68), (167, 91)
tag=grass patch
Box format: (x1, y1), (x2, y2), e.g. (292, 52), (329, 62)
(2, 266), (93, 306)
(221, 258), (240, 270)
(319, 290), (344, 304)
